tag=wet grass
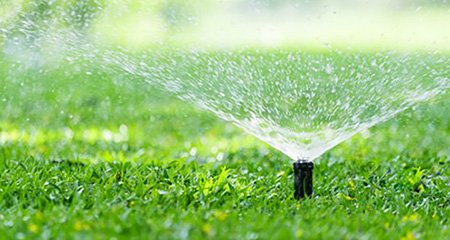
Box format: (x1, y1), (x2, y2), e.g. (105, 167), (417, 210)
(0, 54), (449, 239)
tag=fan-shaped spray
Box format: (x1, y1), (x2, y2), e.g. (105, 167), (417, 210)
(1, 0), (449, 199)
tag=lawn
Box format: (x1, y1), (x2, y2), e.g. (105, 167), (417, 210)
(0, 50), (449, 240)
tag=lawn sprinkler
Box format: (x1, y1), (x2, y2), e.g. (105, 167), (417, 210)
(293, 160), (314, 199)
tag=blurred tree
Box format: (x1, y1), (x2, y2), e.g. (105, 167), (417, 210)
(61, 0), (105, 32)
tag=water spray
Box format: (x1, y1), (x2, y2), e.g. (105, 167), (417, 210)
(293, 160), (314, 199)
(2, 0), (448, 203)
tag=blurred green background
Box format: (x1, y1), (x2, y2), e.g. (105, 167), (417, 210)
(0, 1), (449, 239)
(1, 0), (450, 51)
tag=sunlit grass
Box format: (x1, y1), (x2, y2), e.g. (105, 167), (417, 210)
(0, 49), (449, 238)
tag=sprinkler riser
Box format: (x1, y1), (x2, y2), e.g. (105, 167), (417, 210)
(293, 160), (314, 199)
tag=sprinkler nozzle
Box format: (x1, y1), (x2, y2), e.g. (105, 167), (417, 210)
(293, 160), (314, 199)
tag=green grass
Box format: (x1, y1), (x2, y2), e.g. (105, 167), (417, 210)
(0, 51), (449, 239)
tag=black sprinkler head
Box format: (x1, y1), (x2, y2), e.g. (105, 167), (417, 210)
(293, 160), (314, 199)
